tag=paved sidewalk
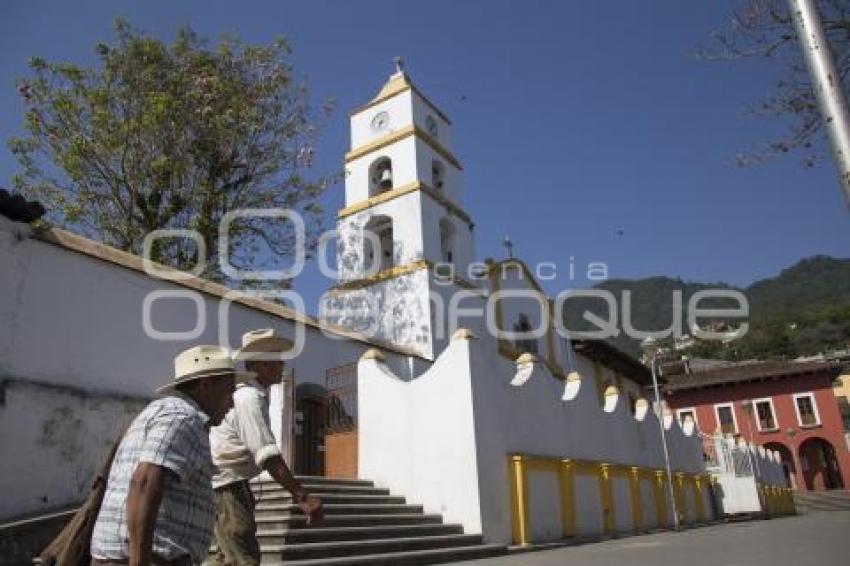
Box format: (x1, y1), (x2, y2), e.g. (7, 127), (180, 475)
(457, 511), (849, 565)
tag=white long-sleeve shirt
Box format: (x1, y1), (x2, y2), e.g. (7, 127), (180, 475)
(210, 380), (282, 489)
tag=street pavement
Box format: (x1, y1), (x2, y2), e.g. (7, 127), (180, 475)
(457, 511), (848, 565)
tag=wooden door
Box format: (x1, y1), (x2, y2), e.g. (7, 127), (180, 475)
(325, 363), (358, 478)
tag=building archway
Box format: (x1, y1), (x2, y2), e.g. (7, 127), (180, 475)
(798, 437), (844, 491)
(363, 215), (394, 272)
(764, 441), (796, 489)
(368, 157), (393, 196)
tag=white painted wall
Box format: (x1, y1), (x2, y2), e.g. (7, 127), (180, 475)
(358, 331), (709, 544)
(0, 379), (145, 519)
(321, 268), (434, 359)
(0, 218), (424, 520)
(350, 88), (414, 148)
(358, 337), (483, 532)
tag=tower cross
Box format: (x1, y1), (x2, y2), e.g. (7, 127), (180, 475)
(393, 56), (404, 74)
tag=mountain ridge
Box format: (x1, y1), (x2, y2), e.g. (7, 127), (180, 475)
(562, 255), (850, 360)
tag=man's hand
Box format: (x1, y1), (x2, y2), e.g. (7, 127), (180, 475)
(263, 455), (324, 525)
(298, 493), (324, 526)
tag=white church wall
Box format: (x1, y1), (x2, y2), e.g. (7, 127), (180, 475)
(357, 329), (712, 545)
(321, 268), (434, 359)
(612, 476), (632, 532)
(357, 338), (484, 533)
(526, 469), (562, 541)
(412, 138), (462, 204)
(0, 219), (423, 520)
(418, 198), (475, 279)
(639, 480), (658, 528)
(0, 379), (145, 520)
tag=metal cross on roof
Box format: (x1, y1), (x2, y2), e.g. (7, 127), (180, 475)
(393, 56), (404, 74)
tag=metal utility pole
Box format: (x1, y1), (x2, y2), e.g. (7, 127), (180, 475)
(641, 337), (681, 531)
(787, 0), (850, 207)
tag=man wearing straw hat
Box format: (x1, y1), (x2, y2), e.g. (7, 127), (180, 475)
(206, 329), (323, 566)
(91, 345), (248, 566)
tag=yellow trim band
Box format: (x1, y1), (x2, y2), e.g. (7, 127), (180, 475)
(331, 259), (430, 291)
(329, 258), (481, 293)
(344, 124), (462, 170)
(337, 181), (473, 226)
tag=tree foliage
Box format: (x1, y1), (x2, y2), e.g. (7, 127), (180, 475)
(10, 20), (336, 283)
(701, 0), (850, 167)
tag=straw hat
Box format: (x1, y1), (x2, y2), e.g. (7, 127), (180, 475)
(157, 345), (254, 394)
(234, 328), (293, 361)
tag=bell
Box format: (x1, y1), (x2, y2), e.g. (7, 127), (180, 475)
(379, 168), (393, 190)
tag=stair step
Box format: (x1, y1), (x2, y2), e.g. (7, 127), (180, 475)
(254, 476), (375, 488)
(265, 534), (483, 561)
(255, 504), (423, 519)
(255, 493), (406, 506)
(253, 484), (392, 496)
(263, 543), (507, 565)
(255, 524), (464, 545)
(257, 514), (444, 530)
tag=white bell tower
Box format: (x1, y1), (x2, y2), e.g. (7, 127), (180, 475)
(321, 59), (479, 359)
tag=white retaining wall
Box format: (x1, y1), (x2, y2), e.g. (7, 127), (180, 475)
(358, 331), (710, 544)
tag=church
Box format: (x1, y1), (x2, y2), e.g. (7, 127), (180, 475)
(0, 63), (792, 562)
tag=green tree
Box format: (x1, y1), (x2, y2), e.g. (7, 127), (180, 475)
(702, 0), (850, 168)
(10, 20), (336, 283)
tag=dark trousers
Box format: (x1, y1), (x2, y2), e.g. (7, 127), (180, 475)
(204, 481), (261, 566)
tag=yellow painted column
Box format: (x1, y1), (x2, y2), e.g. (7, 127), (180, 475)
(628, 467), (644, 534)
(559, 459), (577, 537)
(653, 470), (668, 527)
(509, 455), (531, 545)
(599, 464), (615, 534)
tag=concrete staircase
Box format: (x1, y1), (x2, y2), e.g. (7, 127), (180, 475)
(793, 490), (850, 513)
(221, 476), (507, 565)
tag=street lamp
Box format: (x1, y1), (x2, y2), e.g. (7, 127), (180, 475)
(641, 337), (680, 531)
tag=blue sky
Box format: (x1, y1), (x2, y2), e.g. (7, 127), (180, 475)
(2, 0), (848, 312)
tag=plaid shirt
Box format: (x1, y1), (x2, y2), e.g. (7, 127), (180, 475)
(91, 394), (216, 564)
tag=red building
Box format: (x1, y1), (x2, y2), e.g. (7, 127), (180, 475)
(664, 359), (849, 492)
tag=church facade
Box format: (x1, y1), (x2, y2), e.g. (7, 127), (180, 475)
(0, 65), (792, 546)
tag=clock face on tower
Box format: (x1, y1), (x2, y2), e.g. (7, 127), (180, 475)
(371, 111), (389, 132)
(426, 114), (438, 137)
